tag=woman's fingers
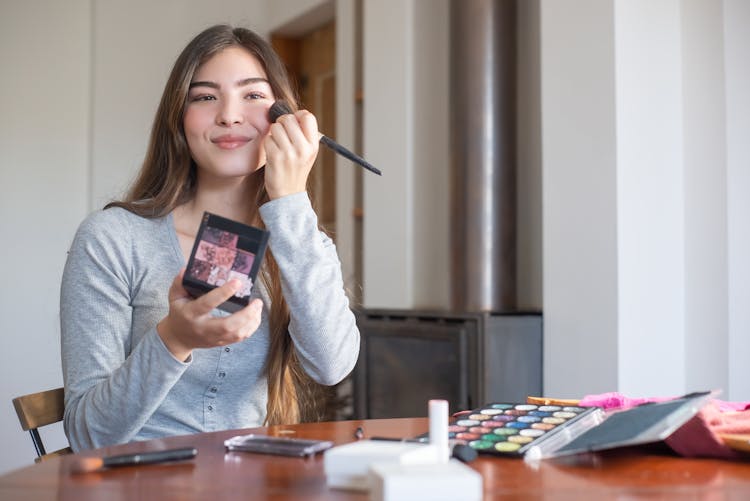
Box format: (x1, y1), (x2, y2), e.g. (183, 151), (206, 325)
(188, 278), (243, 316)
(160, 272), (262, 359)
(204, 298), (264, 342)
(295, 109), (319, 143)
(263, 109), (319, 199)
(168, 268), (190, 303)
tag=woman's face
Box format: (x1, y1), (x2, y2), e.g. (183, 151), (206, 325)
(184, 46), (275, 180)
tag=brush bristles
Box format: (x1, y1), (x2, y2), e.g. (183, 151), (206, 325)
(70, 456), (104, 474)
(268, 100), (292, 123)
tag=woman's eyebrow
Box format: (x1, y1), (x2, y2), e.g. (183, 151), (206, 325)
(189, 77), (270, 89)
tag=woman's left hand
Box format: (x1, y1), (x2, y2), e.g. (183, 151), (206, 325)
(263, 109), (319, 199)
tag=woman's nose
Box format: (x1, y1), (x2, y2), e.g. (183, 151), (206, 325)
(216, 100), (244, 126)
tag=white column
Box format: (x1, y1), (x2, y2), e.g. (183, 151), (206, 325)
(541, 0), (620, 396)
(362, 0), (414, 308)
(723, 0), (750, 400)
(411, 0), (450, 309)
(361, 0), (451, 310)
(614, 0), (686, 395)
(681, 0), (729, 394)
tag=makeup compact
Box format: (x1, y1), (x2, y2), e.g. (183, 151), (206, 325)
(442, 391), (713, 461)
(183, 212), (269, 313)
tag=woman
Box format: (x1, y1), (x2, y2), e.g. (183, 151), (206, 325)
(60, 24), (359, 451)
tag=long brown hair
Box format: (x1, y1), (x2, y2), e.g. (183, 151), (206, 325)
(106, 24), (322, 425)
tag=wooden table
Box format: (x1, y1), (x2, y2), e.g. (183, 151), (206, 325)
(1, 418), (748, 500)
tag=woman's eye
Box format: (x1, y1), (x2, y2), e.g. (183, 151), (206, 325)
(190, 94), (215, 102)
(246, 92), (266, 100)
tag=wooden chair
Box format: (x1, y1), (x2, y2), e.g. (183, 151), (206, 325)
(12, 387), (72, 462)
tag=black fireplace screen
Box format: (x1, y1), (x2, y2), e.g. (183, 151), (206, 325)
(353, 310), (542, 419)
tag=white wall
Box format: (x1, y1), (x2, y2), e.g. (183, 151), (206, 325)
(411, 0), (450, 309)
(361, 0), (451, 309)
(724, 0), (750, 400)
(681, 0), (729, 394)
(614, 0), (686, 394)
(0, 0), (92, 475)
(362, 0), (415, 308)
(541, 0), (750, 400)
(541, 0), (620, 394)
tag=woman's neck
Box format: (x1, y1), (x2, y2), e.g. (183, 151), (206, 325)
(173, 173), (263, 237)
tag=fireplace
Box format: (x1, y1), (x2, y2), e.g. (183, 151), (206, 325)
(347, 0), (538, 420)
(352, 309), (542, 418)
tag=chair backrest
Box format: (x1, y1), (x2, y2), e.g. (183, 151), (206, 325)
(12, 387), (72, 462)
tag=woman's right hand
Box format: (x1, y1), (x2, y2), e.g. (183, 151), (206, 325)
(156, 269), (263, 361)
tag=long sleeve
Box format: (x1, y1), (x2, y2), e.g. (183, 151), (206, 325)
(60, 209), (189, 451)
(259, 192), (360, 385)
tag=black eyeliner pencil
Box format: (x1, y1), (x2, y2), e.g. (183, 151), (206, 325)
(268, 100), (383, 176)
(70, 447), (198, 473)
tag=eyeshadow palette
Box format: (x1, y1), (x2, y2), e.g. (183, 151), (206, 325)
(449, 403), (602, 458)
(440, 392), (713, 460)
(183, 212), (269, 313)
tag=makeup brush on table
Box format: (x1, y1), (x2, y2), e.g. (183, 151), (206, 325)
(70, 447), (197, 474)
(268, 100), (382, 176)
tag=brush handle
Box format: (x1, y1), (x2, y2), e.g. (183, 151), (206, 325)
(319, 135), (382, 176)
(268, 100), (382, 176)
(102, 447), (197, 467)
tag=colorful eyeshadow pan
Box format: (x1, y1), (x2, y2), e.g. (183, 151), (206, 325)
(470, 427), (492, 434)
(539, 405), (561, 412)
(517, 416), (541, 423)
(481, 434), (506, 442)
(495, 442), (521, 452)
(490, 404), (514, 410)
(491, 415), (514, 422)
(531, 423), (556, 431)
(553, 411), (577, 419)
(468, 414), (491, 421)
(528, 411), (552, 417)
(506, 421), (530, 429)
(543, 417), (565, 425)
(469, 440), (495, 450)
(482, 421), (508, 428)
(508, 435), (533, 444)
(443, 402), (598, 457)
(520, 429), (545, 438)
(480, 409), (504, 415)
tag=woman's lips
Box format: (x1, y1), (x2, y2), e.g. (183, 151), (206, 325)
(212, 134), (251, 150)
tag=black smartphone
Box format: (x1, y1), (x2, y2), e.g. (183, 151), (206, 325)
(224, 434), (334, 457)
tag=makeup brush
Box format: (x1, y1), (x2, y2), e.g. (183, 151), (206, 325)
(268, 100), (382, 176)
(70, 447), (197, 474)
